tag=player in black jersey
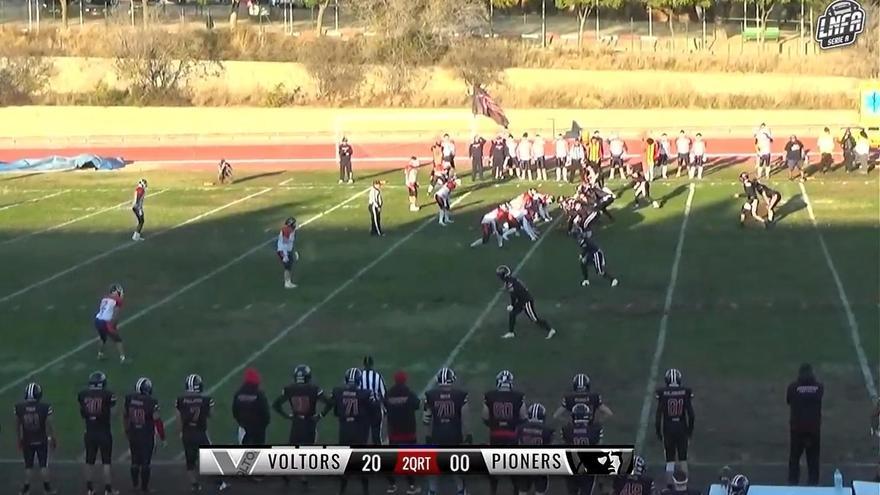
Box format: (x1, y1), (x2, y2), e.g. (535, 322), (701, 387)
(123, 377), (165, 493)
(517, 403), (555, 495)
(273, 364), (329, 490)
(384, 370), (420, 495)
(15, 383), (56, 495)
(330, 368), (374, 495)
(553, 373), (614, 424)
(562, 404), (603, 495)
(483, 369), (527, 495)
(612, 455), (655, 495)
(232, 368), (270, 445)
(755, 181), (782, 224)
(578, 234), (619, 288)
(424, 367), (470, 495)
(176, 374), (226, 493)
(738, 172), (768, 228)
(655, 368), (695, 487)
(78, 371), (117, 495)
(496, 265), (557, 340)
(630, 171), (660, 209)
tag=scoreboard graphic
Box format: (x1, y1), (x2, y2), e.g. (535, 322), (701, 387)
(200, 446), (635, 477)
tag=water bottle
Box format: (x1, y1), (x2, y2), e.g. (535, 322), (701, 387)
(833, 468), (843, 490)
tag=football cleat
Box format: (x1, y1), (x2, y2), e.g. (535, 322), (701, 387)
(664, 368), (683, 387)
(284, 282), (298, 289)
(436, 367), (456, 385)
(136, 377), (153, 395)
(24, 382), (42, 401)
(501, 332), (516, 339)
(185, 374), (204, 393)
(88, 371), (108, 390)
(582, 280), (590, 287)
(545, 329), (556, 339)
(611, 278), (619, 287)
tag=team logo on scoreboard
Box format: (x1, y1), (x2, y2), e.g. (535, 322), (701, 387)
(570, 449), (628, 475)
(208, 449), (261, 476)
(815, 0), (866, 50)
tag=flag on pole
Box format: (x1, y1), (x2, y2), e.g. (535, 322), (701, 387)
(471, 85), (510, 128)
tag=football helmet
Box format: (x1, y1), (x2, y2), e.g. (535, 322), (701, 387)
(136, 377), (153, 395)
(495, 370), (514, 390)
(495, 265), (512, 280)
(344, 368), (362, 386)
(664, 368), (682, 387)
(572, 373), (591, 392)
(436, 367), (456, 385)
(88, 371), (108, 390)
(185, 374), (204, 393)
(293, 364), (312, 384)
(527, 403), (546, 422)
(24, 382), (42, 401)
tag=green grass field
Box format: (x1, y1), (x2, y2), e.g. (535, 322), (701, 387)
(0, 166), (877, 494)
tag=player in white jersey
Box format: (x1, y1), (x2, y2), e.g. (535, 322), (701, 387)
(555, 134), (569, 182)
(434, 176), (460, 226)
(607, 135), (627, 180)
(532, 134), (547, 181)
(504, 204), (539, 241)
(470, 205), (507, 248)
(94, 284), (126, 363)
(404, 157), (420, 212)
(675, 131), (692, 177)
(529, 189), (553, 223)
(277, 217), (299, 289)
(690, 133), (707, 180)
(505, 134), (517, 177)
(131, 179), (147, 241)
(755, 130), (773, 179)
(516, 133), (532, 180)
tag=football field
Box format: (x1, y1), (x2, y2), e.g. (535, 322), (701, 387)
(0, 165), (877, 494)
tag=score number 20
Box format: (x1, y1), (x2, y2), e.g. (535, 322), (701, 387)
(360, 453), (471, 473)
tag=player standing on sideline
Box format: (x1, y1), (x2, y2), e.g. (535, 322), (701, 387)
(784, 135), (806, 182)
(331, 368), (374, 495)
(232, 368), (270, 445)
(176, 374), (227, 493)
(273, 365), (328, 491)
(483, 370), (526, 495)
(469, 135), (486, 181)
(553, 373), (614, 424)
(655, 368), (696, 487)
(15, 383), (57, 495)
(491, 135), (507, 180)
(516, 404), (554, 495)
(131, 179), (147, 242)
(78, 371), (116, 495)
(217, 159), (233, 185)
(517, 132), (532, 181)
(644, 137), (659, 182)
(338, 137), (354, 184)
(855, 129), (872, 173)
(563, 404), (603, 495)
(405, 157), (420, 212)
(369, 180), (384, 236)
(569, 138), (585, 183)
(675, 130), (691, 178)
(95, 284), (126, 364)
(756, 181), (782, 224)
(690, 133), (707, 180)
(555, 133), (569, 182)
(360, 356), (387, 445)
(817, 127), (835, 174)
(533, 133), (548, 182)
(607, 134), (626, 180)
(658, 133), (671, 179)
(434, 175), (460, 226)
(841, 128), (857, 172)
(578, 234), (619, 287)
(424, 368), (470, 495)
(497, 265), (557, 340)
(277, 217), (299, 289)
(613, 456), (655, 495)
(123, 377), (165, 494)
(755, 127), (774, 179)
(384, 371), (420, 495)
(505, 134), (518, 178)
(738, 173), (767, 229)
(441, 133), (456, 169)
(630, 170), (661, 209)
(786, 363), (823, 486)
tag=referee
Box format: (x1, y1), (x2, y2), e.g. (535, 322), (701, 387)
(360, 356), (387, 444)
(368, 180), (384, 236)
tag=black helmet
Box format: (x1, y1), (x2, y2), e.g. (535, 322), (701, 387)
(344, 368), (362, 386)
(185, 374), (203, 393)
(495, 265), (512, 280)
(293, 365), (312, 384)
(527, 403), (546, 422)
(571, 403), (592, 423)
(88, 371), (107, 390)
(135, 377), (153, 395)
(24, 382), (42, 401)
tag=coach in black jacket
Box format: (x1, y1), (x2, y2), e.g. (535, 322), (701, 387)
(233, 368), (271, 445)
(787, 363), (823, 486)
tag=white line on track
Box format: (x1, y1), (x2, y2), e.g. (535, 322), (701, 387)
(419, 216), (563, 396)
(0, 188), (269, 305)
(0, 189), (69, 212)
(0, 188), (369, 399)
(634, 182), (696, 451)
(799, 182), (878, 399)
(0, 189), (170, 247)
(149, 191), (474, 451)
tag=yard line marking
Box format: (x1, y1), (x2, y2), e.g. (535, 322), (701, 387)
(0, 189), (169, 247)
(278, 178), (295, 186)
(420, 216), (563, 396)
(0, 188), (369, 399)
(0, 188), (268, 305)
(799, 182), (878, 400)
(634, 183), (696, 451)
(0, 189), (69, 212)
(153, 191), (474, 440)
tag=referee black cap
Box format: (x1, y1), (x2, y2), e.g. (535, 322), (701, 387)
(363, 355), (374, 369)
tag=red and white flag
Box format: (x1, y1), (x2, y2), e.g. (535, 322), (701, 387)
(471, 85), (509, 128)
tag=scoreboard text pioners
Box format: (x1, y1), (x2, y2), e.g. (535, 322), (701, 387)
(200, 446), (635, 477)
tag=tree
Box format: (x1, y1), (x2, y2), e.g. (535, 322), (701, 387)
(60, 0), (68, 28)
(490, 0), (520, 34)
(644, 0), (710, 38)
(441, 37), (512, 88)
(555, 0), (624, 47)
(304, 0), (333, 35)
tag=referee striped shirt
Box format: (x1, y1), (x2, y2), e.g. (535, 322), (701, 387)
(360, 368), (386, 402)
(368, 186), (383, 208)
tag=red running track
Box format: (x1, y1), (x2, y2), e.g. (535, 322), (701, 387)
(0, 137), (822, 170)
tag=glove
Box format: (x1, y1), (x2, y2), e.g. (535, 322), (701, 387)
(506, 305), (514, 312)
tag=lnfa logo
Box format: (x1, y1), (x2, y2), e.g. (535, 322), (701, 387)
(815, 0), (866, 49)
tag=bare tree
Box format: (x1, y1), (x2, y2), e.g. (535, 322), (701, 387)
(0, 57), (53, 105)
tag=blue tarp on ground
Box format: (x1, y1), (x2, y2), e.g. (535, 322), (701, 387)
(0, 154), (127, 173)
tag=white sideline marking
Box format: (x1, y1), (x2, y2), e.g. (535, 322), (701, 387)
(278, 178), (295, 186)
(634, 183), (696, 451)
(152, 191), (474, 447)
(0, 188), (269, 305)
(0, 188), (368, 399)
(0, 189), (69, 212)
(0, 189), (169, 247)
(799, 182), (878, 400)
(419, 216), (563, 396)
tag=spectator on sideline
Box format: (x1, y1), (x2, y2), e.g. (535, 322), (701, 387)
(855, 130), (871, 173)
(338, 137), (354, 184)
(817, 127), (835, 174)
(784, 135), (806, 182)
(787, 363), (823, 486)
(841, 128), (857, 172)
(232, 368), (270, 445)
(469, 135), (486, 181)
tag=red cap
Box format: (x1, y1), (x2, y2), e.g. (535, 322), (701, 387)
(394, 370), (407, 385)
(243, 367), (261, 385)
